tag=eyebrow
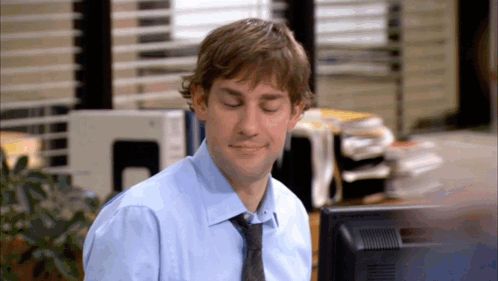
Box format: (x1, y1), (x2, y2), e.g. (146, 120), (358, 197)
(219, 87), (243, 97)
(219, 87), (286, 101)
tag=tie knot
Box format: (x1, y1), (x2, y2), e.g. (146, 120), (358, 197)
(231, 214), (263, 250)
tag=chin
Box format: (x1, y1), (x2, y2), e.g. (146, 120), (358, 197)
(233, 161), (272, 181)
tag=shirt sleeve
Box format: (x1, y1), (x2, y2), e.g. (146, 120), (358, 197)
(83, 206), (161, 281)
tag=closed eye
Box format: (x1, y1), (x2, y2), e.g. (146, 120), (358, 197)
(261, 101), (282, 113)
(262, 106), (279, 113)
(219, 96), (242, 108)
(224, 102), (241, 108)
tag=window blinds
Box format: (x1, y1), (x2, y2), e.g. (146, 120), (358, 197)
(315, 0), (457, 136)
(1, 0), (457, 170)
(0, 0), (288, 171)
(111, 0), (287, 110)
(0, 0), (82, 173)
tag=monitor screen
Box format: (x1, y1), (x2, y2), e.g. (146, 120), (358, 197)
(318, 205), (447, 281)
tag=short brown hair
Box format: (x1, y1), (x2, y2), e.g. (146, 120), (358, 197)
(180, 18), (313, 111)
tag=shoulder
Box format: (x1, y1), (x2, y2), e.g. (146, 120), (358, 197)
(85, 157), (199, 244)
(84, 157), (202, 275)
(83, 203), (162, 277)
(269, 177), (311, 271)
(271, 177), (309, 220)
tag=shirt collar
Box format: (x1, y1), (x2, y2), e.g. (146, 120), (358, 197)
(191, 140), (279, 228)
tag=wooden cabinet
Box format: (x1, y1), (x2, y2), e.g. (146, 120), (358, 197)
(309, 211), (321, 281)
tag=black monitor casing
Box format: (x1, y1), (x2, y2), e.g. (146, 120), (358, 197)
(318, 205), (443, 281)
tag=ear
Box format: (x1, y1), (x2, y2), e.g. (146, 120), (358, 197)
(287, 102), (304, 131)
(191, 85), (208, 122)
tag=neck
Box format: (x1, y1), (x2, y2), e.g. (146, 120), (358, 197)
(229, 176), (269, 213)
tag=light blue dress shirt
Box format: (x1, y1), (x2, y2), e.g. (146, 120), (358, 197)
(83, 141), (312, 280)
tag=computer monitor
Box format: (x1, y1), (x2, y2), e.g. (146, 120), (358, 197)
(318, 205), (446, 281)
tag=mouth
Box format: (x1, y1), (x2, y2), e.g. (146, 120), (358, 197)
(229, 144), (267, 153)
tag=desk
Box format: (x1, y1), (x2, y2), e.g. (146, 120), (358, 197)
(309, 130), (497, 281)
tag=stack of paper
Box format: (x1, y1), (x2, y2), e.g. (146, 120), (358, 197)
(320, 109), (394, 161)
(385, 140), (443, 198)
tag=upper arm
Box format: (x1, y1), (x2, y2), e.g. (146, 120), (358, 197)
(83, 206), (161, 281)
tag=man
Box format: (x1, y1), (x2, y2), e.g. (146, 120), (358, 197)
(83, 18), (314, 280)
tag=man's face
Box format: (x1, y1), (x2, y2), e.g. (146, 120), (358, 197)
(192, 76), (303, 187)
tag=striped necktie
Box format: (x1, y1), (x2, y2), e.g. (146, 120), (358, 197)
(231, 214), (266, 281)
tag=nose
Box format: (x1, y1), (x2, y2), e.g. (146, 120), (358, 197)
(237, 104), (259, 137)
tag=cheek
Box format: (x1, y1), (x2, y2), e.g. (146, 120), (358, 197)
(206, 110), (234, 137)
(265, 116), (290, 146)
(265, 113), (291, 130)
